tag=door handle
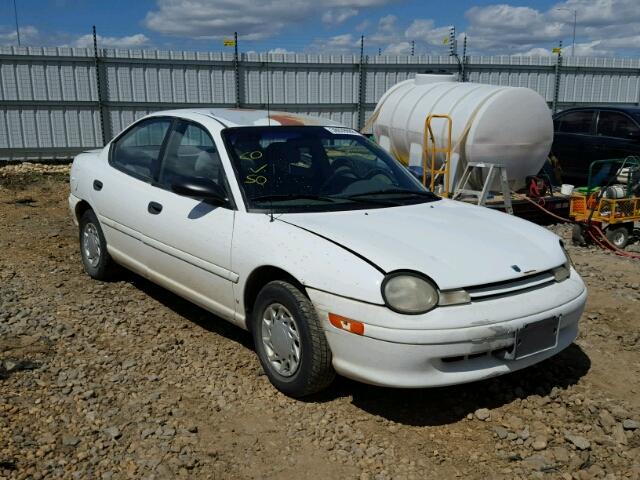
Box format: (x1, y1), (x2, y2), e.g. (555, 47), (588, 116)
(148, 201), (163, 215)
(93, 179), (103, 191)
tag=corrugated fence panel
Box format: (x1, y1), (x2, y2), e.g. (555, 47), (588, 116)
(1, 46), (640, 160)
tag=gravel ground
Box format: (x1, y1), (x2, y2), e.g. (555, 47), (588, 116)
(1, 168), (639, 480)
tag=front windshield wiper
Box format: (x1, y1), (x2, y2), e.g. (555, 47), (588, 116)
(341, 189), (440, 200)
(251, 194), (337, 203)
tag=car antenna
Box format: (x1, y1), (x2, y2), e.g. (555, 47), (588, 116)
(266, 52), (272, 127)
(265, 52), (275, 222)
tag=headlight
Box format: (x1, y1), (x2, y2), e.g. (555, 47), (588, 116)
(382, 272), (439, 314)
(554, 241), (572, 282)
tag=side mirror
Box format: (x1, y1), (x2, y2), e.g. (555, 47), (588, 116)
(171, 177), (228, 205)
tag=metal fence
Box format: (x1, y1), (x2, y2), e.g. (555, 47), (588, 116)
(2, 45), (640, 161)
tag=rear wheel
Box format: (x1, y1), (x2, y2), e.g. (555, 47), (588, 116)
(606, 225), (630, 249)
(251, 280), (335, 397)
(79, 209), (117, 280)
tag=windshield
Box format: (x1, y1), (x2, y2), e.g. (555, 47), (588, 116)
(222, 126), (439, 212)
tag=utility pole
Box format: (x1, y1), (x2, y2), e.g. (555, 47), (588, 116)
(448, 26), (463, 80)
(357, 35), (367, 131)
(13, 0), (21, 46)
(410, 40), (415, 56)
(448, 26), (457, 57)
(461, 35), (467, 82)
(92, 26), (110, 145)
(552, 40), (563, 114)
(233, 31), (240, 108)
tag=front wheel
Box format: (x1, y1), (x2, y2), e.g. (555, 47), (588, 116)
(251, 280), (335, 397)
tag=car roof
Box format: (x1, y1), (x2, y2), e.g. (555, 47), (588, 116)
(148, 108), (347, 128)
(555, 105), (640, 116)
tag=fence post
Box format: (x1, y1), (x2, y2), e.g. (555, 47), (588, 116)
(357, 36), (367, 131)
(92, 26), (111, 145)
(233, 32), (243, 108)
(552, 40), (563, 114)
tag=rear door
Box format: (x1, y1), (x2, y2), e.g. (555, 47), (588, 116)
(594, 110), (640, 161)
(552, 109), (596, 185)
(93, 117), (172, 273)
(141, 119), (238, 321)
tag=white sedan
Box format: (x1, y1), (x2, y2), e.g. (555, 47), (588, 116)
(69, 109), (587, 397)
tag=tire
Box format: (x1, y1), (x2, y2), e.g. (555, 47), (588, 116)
(251, 280), (335, 397)
(79, 209), (117, 280)
(605, 226), (630, 249)
(572, 223), (587, 246)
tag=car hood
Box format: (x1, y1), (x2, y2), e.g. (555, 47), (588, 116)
(279, 199), (565, 290)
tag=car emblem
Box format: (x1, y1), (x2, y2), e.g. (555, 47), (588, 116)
(511, 265), (521, 272)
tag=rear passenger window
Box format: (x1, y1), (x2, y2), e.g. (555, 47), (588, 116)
(110, 118), (171, 180)
(158, 122), (226, 190)
(597, 111), (640, 139)
(556, 111), (593, 134)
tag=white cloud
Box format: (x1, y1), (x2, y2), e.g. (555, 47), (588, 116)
(0, 25), (39, 45)
(463, 0), (640, 56)
(268, 47), (294, 54)
(548, 0), (640, 27)
(356, 14), (453, 55)
(322, 8), (359, 25)
(145, 0), (398, 41)
(465, 4), (566, 53)
(383, 41), (411, 55)
(0, 25), (149, 49)
(307, 33), (361, 53)
(518, 47), (552, 56)
(74, 33), (149, 49)
(355, 19), (371, 32)
(405, 20), (452, 46)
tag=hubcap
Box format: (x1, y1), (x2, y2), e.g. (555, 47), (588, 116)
(612, 231), (625, 247)
(261, 303), (301, 377)
(82, 222), (101, 268)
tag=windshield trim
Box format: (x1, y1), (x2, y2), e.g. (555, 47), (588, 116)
(220, 125), (439, 214)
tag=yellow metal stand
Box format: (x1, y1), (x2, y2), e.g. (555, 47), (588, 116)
(422, 114), (453, 197)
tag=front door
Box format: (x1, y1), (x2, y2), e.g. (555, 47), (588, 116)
(141, 119), (237, 322)
(593, 110), (640, 184)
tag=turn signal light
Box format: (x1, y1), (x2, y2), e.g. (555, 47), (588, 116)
(328, 313), (364, 336)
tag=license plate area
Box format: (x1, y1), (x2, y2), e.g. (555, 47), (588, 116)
(513, 316), (560, 360)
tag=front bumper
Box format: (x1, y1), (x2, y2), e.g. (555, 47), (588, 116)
(308, 272), (587, 388)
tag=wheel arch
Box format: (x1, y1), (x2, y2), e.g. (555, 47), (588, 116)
(243, 266), (307, 329)
(74, 199), (94, 224)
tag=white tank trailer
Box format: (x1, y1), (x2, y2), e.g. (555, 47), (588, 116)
(372, 74), (554, 191)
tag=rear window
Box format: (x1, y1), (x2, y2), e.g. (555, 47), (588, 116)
(555, 111), (593, 134)
(111, 118), (172, 181)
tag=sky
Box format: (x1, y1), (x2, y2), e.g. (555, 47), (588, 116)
(1, 0), (639, 57)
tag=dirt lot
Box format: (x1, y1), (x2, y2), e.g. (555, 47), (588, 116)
(1, 166), (639, 480)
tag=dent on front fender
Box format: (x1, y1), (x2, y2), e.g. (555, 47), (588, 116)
(231, 213), (386, 311)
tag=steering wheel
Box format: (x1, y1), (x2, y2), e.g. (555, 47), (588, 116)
(330, 157), (356, 173)
(362, 168), (394, 182)
(319, 171), (359, 194)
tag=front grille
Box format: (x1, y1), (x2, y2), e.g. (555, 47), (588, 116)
(465, 270), (556, 301)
